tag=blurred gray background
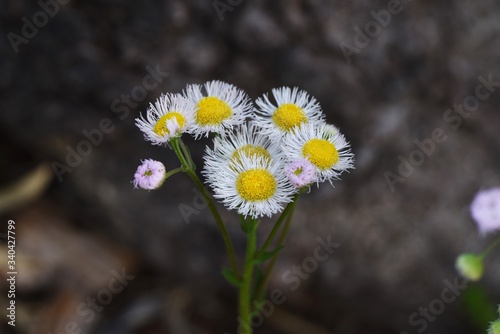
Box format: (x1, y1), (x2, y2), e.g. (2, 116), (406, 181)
(1, 0), (500, 333)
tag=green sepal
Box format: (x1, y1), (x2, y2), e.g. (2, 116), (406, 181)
(239, 216), (259, 234)
(240, 217), (252, 234)
(222, 267), (242, 288)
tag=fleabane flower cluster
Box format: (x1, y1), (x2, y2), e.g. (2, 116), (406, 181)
(250, 86), (354, 187)
(135, 81), (251, 144)
(133, 81), (354, 219)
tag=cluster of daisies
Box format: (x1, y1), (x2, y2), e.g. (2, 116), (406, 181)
(133, 80), (354, 218)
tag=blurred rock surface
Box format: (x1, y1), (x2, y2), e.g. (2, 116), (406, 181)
(1, 0), (500, 333)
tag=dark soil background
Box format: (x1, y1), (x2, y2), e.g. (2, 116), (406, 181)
(1, 1), (500, 333)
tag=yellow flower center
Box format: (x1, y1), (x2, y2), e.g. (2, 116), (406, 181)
(230, 145), (271, 165)
(236, 169), (277, 202)
(153, 112), (186, 136)
(272, 103), (307, 131)
(196, 96), (232, 126)
(302, 138), (339, 170)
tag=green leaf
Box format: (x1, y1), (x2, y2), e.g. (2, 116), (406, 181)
(462, 283), (498, 331)
(222, 267), (242, 288)
(252, 245), (285, 265)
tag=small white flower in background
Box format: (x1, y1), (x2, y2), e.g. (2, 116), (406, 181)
(184, 80), (253, 138)
(471, 187), (500, 235)
(204, 154), (295, 218)
(203, 123), (281, 184)
(135, 93), (195, 145)
(282, 122), (354, 184)
(253, 86), (325, 139)
(285, 159), (317, 189)
(133, 159), (166, 190)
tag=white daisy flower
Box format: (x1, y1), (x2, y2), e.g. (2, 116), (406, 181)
(204, 154), (295, 219)
(282, 123), (354, 184)
(135, 93), (195, 145)
(253, 87), (325, 139)
(184, 80), (253, 138)
(203, 123), (282, 184)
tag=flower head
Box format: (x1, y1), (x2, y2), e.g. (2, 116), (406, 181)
(184, 80), (253, 138)
(135, 93), (195, 145)
(253, 87), (325, 139)
(470, 187), (500, 235)
(203, 123), (281, 183)
(133, 159), (167, 190)
(285, 159), (317, 188)
(282, 122), (354, 184)
(204, 154), (295, 218)
(455, 253), (484, 281)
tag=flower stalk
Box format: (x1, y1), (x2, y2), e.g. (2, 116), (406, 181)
(239, 217), (259, 334)
(253, 196), (298, 308)
(171, 137), (240, 279)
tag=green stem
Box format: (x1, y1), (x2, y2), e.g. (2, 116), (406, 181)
(480, 237), (500, 259)
(253, 196), (298, 308)
(186, 168), (240, 277)
(171, 137), (240, 279)
(164, 167), (184, 180)
(255, 193), (299, 259)
(171, 138), (190, 169)
(239, 218), (258, 334)
(179, 139), (195, 170)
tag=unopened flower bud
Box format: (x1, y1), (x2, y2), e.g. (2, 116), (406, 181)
(285, 159), (317, 188)
(455, 253), (484, 281)
(488, 320), (500, 334)
(133, 159), (166, 190)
